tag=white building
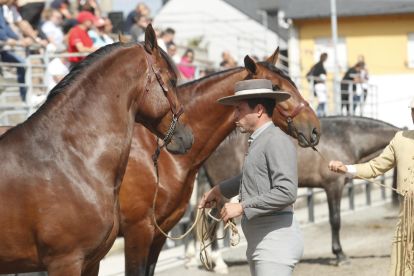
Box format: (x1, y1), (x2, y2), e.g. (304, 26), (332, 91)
(153, 0), (287, 67)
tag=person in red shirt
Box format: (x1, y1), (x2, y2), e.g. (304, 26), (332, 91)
(68, 11), (99, 68)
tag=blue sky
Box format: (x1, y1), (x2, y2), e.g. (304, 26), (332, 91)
(110, 0), (163, 18)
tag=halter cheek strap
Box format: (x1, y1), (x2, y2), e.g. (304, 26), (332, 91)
(275, 101), (309, 137)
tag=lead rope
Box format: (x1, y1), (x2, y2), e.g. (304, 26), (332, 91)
(151, 141), (240, 270)
(312, 146), (414, 269)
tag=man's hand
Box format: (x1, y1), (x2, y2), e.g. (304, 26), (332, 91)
(329, 161), (347, 174)
(221, 203), (243, 224)
(199, 186), (222, 209)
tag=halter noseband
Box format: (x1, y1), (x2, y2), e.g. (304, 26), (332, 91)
(275, 101), (309, 137)
(137, 43), (185, 147)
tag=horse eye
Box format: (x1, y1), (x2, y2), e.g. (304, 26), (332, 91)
(272, 84), (281, 91)
(169, 79), (177, 87)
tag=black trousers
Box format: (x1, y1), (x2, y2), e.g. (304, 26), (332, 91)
(19, 2), (47, 40)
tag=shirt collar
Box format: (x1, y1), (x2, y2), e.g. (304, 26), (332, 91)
(250, 121), (273, 141)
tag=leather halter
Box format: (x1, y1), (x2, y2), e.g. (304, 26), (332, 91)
(275, 101), (309, 137)
(137, 43), (185, 120)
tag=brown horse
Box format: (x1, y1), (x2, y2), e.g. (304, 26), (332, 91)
(0, 25), (193, 275)
(202, 116), (400, 267)
(118, 48), (321, 276)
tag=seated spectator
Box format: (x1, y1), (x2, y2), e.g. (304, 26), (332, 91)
(47, 44), (69, 94)
(68, 11), (99, 68)
(178, 49), (195, 80)
(130, 15), (147, 43)
(125, 3), (149, 34)
(17, 0), (47, 39)
(78, 0), (100, 18)
(4, 0), (47, 47)
(220, 50), (230, 67)
(50, 0), (77, 34)
(0, 0), (27, 101)
(87, 17), (112, 47)
(41, 9), (65, 47)
(157, 28), (174, 52)
(103, 17), (114, 43)
(167, 43), (180, 64)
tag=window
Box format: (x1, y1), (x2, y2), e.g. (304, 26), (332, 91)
(408, 33), (414, 68)
(314, 37), (348, 73)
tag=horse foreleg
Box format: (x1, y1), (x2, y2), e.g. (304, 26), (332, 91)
(184, 228), (197, 268)
(146, 238), (167, 276)
(124, 223), (154, 276)
(325, 183), (349, 266)
(81, 263), (100, 276)
(45, 256), (82, 276)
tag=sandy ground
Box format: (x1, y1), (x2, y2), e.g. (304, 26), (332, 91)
(156, 202), (399, 276)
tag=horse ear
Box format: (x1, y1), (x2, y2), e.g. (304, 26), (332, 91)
(119, 32), (130, 43)
(144, 24), (159, 54)
(244, 55), (259, 75)
(265, 47), (279, 66)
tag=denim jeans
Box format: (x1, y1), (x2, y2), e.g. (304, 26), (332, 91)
(317, 102), (325, 118)
(1, 50), (26, 101)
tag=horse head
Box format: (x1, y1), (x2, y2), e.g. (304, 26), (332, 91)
(125, 25), (194, 155)
(243, 48), (321, 147)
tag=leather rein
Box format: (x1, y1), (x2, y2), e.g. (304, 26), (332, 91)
(275, 101), (309, 137)
(137, 43), (184, 156)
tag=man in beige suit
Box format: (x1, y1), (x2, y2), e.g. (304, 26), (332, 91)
(329, 98), (414, 276)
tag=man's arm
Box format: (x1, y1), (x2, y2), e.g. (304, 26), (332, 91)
(242, 135), (298, 220)
(329, 133), (397, 179)
(219, 173), (242, 199)
(75, 42), (99, 53)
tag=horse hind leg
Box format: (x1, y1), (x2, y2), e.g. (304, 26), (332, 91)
(326, 182), (350, 266)
(184, 228), (198, 268)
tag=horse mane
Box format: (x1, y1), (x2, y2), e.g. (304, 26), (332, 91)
(257, 61), (297, 89)
(321, 116), (400, 129)
(0, 42), (178, 142)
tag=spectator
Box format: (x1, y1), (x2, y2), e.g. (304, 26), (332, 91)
(17, 0), (47, 40)
(220, 50), (230, 67)
(78, 0), (100, 18)
(227, 56), (237, 68)
(50, 0), (77, 34)
(315, 74), (328, 117)
(341, 62), (364, 114)
(157, 28), (174, 52)
(47, 44), (68, 94)
(307, 53), (327, 82)
(103, 17), (114, 43)
(358, 54), (369, 103)
(88, 17), (112, 47)
(178, 49), (195, 80)
(41, 9), (65, 48)
(130, 15), (147, 43)
(4, 0), (47, 47)
(125, 3), (149, 34)
(167, 43), (180, 64)
(68, 11), (99, 69)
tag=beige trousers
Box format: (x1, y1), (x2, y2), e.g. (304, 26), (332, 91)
(390, 203), (414, 276)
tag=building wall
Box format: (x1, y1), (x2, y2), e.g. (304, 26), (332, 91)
(153, 0), (287, 67)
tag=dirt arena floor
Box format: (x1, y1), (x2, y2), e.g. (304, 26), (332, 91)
(156, 201), (399, 276)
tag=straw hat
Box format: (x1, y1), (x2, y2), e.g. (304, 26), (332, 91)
(217, 79), (291, 105)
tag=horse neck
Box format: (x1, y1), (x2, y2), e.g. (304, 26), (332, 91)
(25, 50), (138, 189)
(179, 68), (248, 170)
(350, 120), (399, 161)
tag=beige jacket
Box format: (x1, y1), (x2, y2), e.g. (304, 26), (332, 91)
(354, 130), (414, 195)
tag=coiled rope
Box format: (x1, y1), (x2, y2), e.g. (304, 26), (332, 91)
(151, 142), (240, 270)
(312, 146), (414, 270)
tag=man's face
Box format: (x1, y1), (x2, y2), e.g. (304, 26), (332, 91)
(234, 100), (259, 134)
(355, 66), (362, 72)
(104, 18), (113, 33)
(0, 0), (9, 5)
(168, 45), (176, 56)
(164, 33), (174, 43)
(83, 20), (94, 30)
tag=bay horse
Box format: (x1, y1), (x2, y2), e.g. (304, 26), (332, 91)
(0, 25), (193, 275)
(202, 116), (400, 267)
(118, 47), (321, 276)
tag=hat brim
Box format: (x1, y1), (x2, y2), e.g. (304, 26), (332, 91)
(217, 91), (291, 105)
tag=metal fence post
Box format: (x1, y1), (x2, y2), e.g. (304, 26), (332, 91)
(307, 188), (314, 223)
(348, 82), (353, 116)
(366, 182), (371, 205)
(25, 56), (32, 118)
(310, 76), (314, 109)
(381, 174), (386, 200)
(348, 180), (354, 210)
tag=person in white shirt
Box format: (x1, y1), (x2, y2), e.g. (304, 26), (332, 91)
(157, 27), (174, 52)
(42, 8), (65, 46)
(47, 44), (69, 94)
(103, 17), (113, 44)
(167, 43), (181, 64)
(3, 0), (47, 47)
(315, 74), (328, 117)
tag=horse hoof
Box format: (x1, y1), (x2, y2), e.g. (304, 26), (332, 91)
(185, 257), (198, 268)
(337, 259), (351, 267)
(214, 265), (229, 274)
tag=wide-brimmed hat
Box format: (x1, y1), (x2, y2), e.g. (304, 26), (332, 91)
(409, 98), (414, 108)
(217, 79), (291, 105)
